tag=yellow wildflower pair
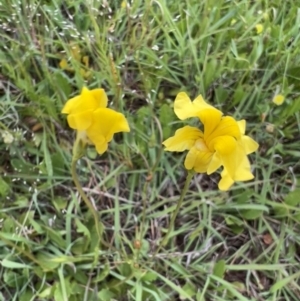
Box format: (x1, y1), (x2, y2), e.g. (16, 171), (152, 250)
(62, 88), (258, 190)
(162, 93), (259, 191)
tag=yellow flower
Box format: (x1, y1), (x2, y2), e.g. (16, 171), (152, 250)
(255, 24), (263, 34)
(162, 92), (259, 191)
(59, 44), (91, 79)
(121, 0), (127, 8)
(62, 87), (130, 154)
(272, 94), (285, 106)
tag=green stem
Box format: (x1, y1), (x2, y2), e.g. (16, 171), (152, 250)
(155, 170), (194, 255)
(71, 159), (102, 242)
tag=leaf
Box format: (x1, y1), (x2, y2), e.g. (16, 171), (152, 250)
(10, 159), (34, 174)
(36, 252), (60, 271)
(282, 97), (300, 118)
(232, 84), (246, 106)
(51, 153), (66, 177)
(141, 271), (158, 282)
(214, 86), (229, 105)
(159, 104), (175, 138)
(181, 282), (197, 299)
(240, 209), (264, 220)
(19, 290), (34, 301)
(203, 59), (219, 89)
(98, 288), (116, 301)
(224, 215), (244, 226)
(3, 270), (25, 288)
(71, 236), (90, 254)
(75, 218), (91, 239)
(1, 258), (32, 269)
(284, 189), (300, 206)
(38, 286), (53, 298)
(53, 71), (72, 99)
(213, 260), (226, 278)
(43, 226), (66, 249)
(270, 271), (300, 292)
(0, 177), (10, 197)
(54, 282), (64, 301)
(52, 197), (68, 212)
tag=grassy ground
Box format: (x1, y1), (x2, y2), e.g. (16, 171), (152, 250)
(1, 0), (300, 300)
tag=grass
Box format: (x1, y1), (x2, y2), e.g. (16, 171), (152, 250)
(1, 0), (300, 300)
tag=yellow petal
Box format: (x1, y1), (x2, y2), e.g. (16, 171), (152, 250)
(212, 135), (237, 155)
(121, 0), (127, 8)
(240, 135), (259, 154)
(199, 108), (223, 144)
(207, 152), (222, 175)
(237, 120), (246, 134)
(213, 136), (237, 179)
(206, 116), (241, 149)
(184, 146), (213, 173)
(90, 88), (108, 108)
(218, 142), (256, 190)
(234, 163), (254, 181)
(95, 142), (109, 155)
(61, 95), (80, 114)
(174, 92), (222, 120)
(61, 87), (107, 115)
(234, 143), (255, 180)
(255, 24), (263, 34)
(80, 87), (107, 110)
(272, 94), (285, 106)
(59, 58), (69, 70)
(86, 108), (130, 154)
(67, 110), (93, 130)
(218, 169), (234, 191)
(163, 126), (203, 152)
(89, 135), (106, 155)
(221, 144), (254, 182)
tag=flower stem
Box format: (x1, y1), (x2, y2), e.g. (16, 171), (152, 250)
(71, 159), (102, 242)
(155, 170), (194, 255)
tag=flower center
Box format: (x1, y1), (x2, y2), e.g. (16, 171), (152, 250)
(195, 138), (209, 152)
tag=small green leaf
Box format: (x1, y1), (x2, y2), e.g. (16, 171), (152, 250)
(1, 258), (32, 269)
(98, 288), (116, 301)
(38, 286), (53, 298)
(43, 226), (66, 248)
(240, 209), (264, 220)
(213, 260), (226, 278)
(0, 177), (10, 197)
(53, 197), (68, 211)
(19, 290), (34, 301)
(284, 189), (300, 206)
(141, 271), (158, 282)
(36, 252), (60, 271)
(54, 282), (64, 301)
(225, 215), (244, 226)
(75, 218), (91, 238)
(181, 281), (197, 299)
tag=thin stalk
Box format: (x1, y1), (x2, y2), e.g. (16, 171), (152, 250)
(155, 170), (194, 256)
(71, 159), (102, 242)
